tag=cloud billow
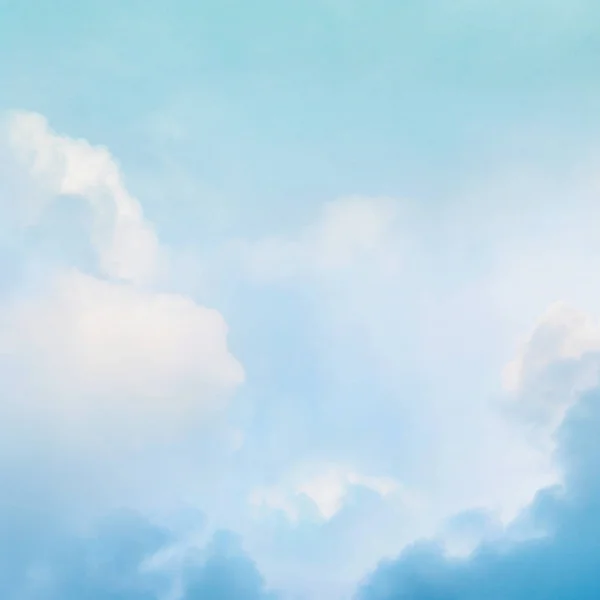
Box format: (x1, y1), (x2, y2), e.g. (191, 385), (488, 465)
(0, 111), (244, 446)
(356, 385), (600, 600)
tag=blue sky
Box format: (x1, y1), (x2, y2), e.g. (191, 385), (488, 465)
(2, 1), (600, 598)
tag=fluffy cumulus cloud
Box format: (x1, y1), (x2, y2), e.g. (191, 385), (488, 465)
(250, 464), (404, 523)
(503, 302), (600, 437)
(353, 296), (600, 598)
(357, 384), (600, 600)
(0, 269), (243, 441)
(0, 111), (243, 445)
(5, 111), (161, 284)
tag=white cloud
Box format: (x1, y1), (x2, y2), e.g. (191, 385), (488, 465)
(504, 302), (600, 393)
(0, 111), (244, 447)
(503, 302), (600, 440)
(296, 468), (352, 521)
(6, 111), (161, 284)
(250, 464), (410, 523)
(243, 196), (404, 281)
(0, 269), (243, 438)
